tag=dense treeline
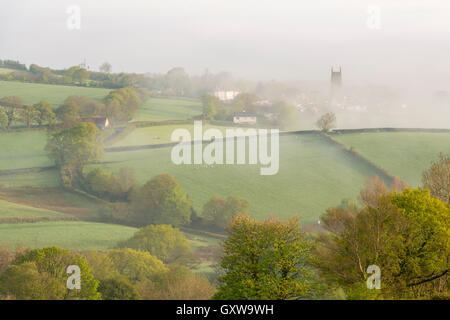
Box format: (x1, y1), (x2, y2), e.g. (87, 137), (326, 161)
(0, 87), (150, 130)
(0, 225), (215, 300)
(0, 61), (149, 89)
(0, 60), (305, 103)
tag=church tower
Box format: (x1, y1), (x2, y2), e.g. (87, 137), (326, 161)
(330, 66), (342, 101)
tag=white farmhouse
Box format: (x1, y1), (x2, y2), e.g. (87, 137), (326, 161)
(233, 112), (257, 124)
(213, 90), (240, 101)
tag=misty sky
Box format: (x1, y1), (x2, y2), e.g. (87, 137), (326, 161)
(1, 0), (450, 91)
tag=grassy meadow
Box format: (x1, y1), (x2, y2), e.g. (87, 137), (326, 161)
(92, 133), (389, 224)
(0, 130), (52, 170)
(0, 221), (137, 251)
(131, 97), (202, 122)
(332, 132), (450, 186)
(110, 123), (242, 147)
(0, 80), (110, 105)
(0, 198), (69, 219)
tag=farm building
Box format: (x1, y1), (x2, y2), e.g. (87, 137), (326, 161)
(233, 112), (257, 124)
(81, 117), (110, 130)
(213, 90), (240, 101)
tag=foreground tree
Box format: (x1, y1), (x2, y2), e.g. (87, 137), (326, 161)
(46, 122), (103, 186)
(116, 224), (193, 264)
(316, 112), (336, 132)
(422, 152), (450, 204)
(314, 188), (449, 299)
(214, 215), (313, 300)
(130, 174), (192, 227)
(0, 247), (100, 300)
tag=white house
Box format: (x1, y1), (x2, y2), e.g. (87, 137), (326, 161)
(233, 112), (257, 124)
(213, 90), (240, 101)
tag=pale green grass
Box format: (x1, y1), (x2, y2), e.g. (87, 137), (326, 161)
(0, 68), (13, 74)
(131, 97), (202, 122)
(0, 170), (60, 188)
(111, 123), (242, 147)
(93, 134), (388, 224)
(0, 221), (137, 251)
(0, 198), (68, 219)
(0, 130), (52, 170)
(0, 80), (110, 105)
(333, 132), (450, 186)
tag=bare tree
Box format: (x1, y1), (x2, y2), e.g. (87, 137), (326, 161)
(422, 152), (450, 204)
(316, 112), (336, 132)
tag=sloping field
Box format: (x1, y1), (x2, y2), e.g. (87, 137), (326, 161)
(332, 132), (450, 186)
(92, 133), (390, 223)
(131, 97), (202, 122)
(0, 130), (52, 170)
(0, 170), (60, 188)
(0, 68), (13, 74)
(0, 80), (110, 105)
(0, 221), (137, 251)
(110, 123), (240, 147)
(0, 198), (69, 220)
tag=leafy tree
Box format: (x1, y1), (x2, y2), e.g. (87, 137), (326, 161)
(0, 108), (7, 130)
(56, 100), (80, 128)
(72, 68), (89, 84)
(21, 105), (39, 128)
(202, 195), (226, 226)
(422, 152), (450, 204)
(116, 224), (193, 264)
(137, 265), (216, 300)
(203, 195), (250, 229)
(99, 62), (112, 74)
(34, 100), (56, 127)
(63, 96), (105, 117)
(316, 112), (336, 132)
(107, 249), (168, 283)
(46, 122), (103, 185)
(130, 174), (192, 227)
(0, 247), (100, 300)
(232, 93), (258, 113)
(213, 215), (313, 300)
(98, 276), (140, 300)
(0, 96), (23, 128)
(84, 168), (124, 200)
(202, 94), (218, 120)
(314, 188), (449, 299)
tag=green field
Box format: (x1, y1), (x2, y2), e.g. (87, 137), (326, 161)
(0, 68), (13, 74)
(0, 221), (137, 251)
(0, 198), (69, 219)
(0, 170), (60, 188)
(0, 80), (110, 105)
(92, 133), (389, 223)
(0, 130), (52, 170)
(111, 123), (240, 147)
(131, 97), (202, 122)
(332, 132), (450, 186)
